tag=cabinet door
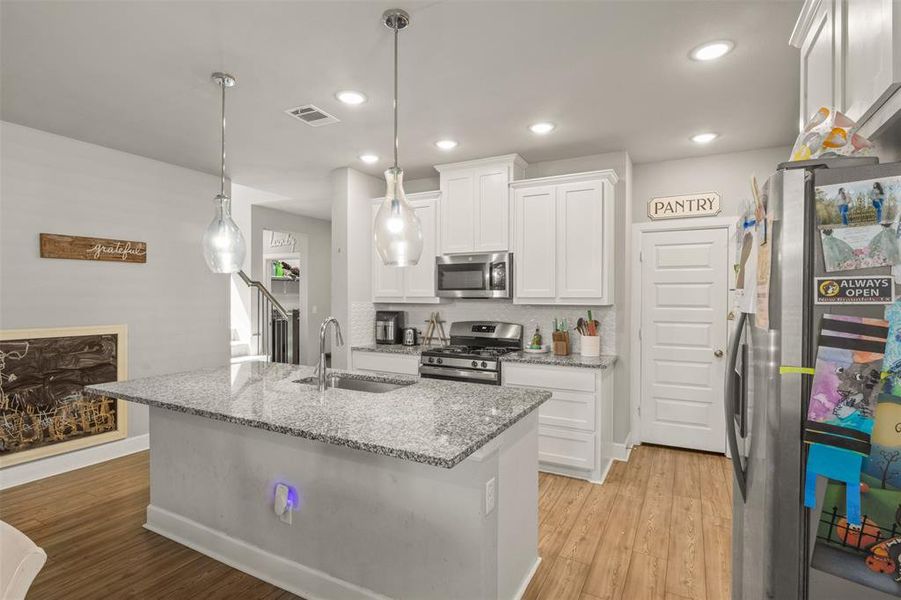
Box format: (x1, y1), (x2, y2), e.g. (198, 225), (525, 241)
(556, 180), (611, 303)
(440, 171), (475, 254)
(474, 166), (509, 252)
(843, 0), (897, 122)
(371, 203), (404, 300)
(800, 0), (838, 125)
(404, 199), (438, 299)
(514, 186), (556, 299)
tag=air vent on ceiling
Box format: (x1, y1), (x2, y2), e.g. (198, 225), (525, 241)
(284, 104), (340, 127)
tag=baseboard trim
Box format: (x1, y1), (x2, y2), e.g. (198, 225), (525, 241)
(513, 557), (542, 600)
(607, 439), (633, 462)
(145, 505), (390, 600)
(0, 433), (149, 490)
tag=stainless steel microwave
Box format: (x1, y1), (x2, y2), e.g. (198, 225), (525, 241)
(435, 252), (512, 299)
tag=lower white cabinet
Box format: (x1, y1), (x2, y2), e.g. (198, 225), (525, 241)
(502, 362), (613, 483)
(351, 350), (420, 376)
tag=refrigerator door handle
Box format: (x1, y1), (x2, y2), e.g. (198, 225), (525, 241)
(725, 311), (748, 501)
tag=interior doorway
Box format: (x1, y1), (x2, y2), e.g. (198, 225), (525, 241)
(632, 218), (734, 453)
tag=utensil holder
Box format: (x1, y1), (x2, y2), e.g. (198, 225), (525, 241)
(579, 335), (600, 357)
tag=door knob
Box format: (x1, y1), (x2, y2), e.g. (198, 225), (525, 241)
(714, 349), (724, 358)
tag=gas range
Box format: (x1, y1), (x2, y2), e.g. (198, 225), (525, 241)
(419, 321), (523, 385)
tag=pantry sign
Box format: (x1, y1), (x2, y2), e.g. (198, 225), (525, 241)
(648, 192), (721, 220)
(815, 276), (893, 305)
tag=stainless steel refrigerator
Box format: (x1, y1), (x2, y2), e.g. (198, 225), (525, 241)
(727, 157), (901, 599)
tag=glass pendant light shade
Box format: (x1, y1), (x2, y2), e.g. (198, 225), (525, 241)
(374, 167), (422, 267)
(202, 193), (246, 273)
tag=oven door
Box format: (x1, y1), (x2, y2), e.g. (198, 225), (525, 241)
(419, 365), (500, 385)
(435, 252), (512, 298)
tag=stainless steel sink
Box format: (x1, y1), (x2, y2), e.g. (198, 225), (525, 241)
(295, 374), (413, 394)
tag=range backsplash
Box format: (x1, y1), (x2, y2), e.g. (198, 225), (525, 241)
(351, 300), (615, 354)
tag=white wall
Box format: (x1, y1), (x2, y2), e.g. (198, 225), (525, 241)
(0, 121), (229, 482)
(250, 204), (331, 366)
(330, 167), (383, 368)
(633, 146), (791, 223)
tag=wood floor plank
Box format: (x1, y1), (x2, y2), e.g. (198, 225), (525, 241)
(539, 478), (593, 559)
(672, 451), (701, 500)
(645, 447), (676, 499)
(558, 483), (620, 564)
(604, 460), (629, 484)
(622, 553), (667, 600)
(633, 492), (673, 559)
(620, 446), (654, 499)
(539, 474), (570, 523)
(702, 523), (731, 600)
(665, 496), (707, 600)
(698, 454), (731, 526)
(537, 557), (590, 600)
(581, 492), (644, 600)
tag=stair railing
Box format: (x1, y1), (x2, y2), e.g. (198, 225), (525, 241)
(237, 270), (300, 364)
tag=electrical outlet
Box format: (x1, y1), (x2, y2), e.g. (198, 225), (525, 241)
(485, 477), (496, 515)
(274, 483), (295, 525)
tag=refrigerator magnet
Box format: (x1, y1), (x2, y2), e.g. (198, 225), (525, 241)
(815, 276), (893, 305)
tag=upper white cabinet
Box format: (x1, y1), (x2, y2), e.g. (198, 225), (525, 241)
(512, 171), (617, 306)
(371, 191), (442, 303)
(435, 154), (527, 255)
(792, 0), (901, 135)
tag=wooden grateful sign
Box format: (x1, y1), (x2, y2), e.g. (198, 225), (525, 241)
(40, 233), (147, 263)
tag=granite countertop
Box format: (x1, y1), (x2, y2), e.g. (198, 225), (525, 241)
(85, 362), (550, 469)
(351, 344), (425, 356)
(501, 352), (618, 369)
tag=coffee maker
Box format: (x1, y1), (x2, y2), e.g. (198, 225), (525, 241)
(375, 311), (405, 345)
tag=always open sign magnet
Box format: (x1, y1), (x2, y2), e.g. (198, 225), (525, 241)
(815, 276), (894, 305)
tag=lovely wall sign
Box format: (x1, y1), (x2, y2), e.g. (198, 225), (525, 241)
(40, 233), (146, 263)
(648, 192), (721, 220)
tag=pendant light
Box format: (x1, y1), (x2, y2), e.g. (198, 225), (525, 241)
(202, 72), (247, 274)
(373, 9), (423, 267)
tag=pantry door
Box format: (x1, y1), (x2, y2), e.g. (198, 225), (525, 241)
(640, 227), (728, 452)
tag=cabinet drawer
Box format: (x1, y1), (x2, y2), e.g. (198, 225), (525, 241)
(352, 351), (420, 376)
(503, 363), (596, 392)
(538, 390), (595, 432)
(538, 427), (595, 470)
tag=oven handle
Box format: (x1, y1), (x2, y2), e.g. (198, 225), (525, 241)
(419, 365), (499, 381)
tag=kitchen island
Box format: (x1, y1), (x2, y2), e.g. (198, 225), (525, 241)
(86, 362), (550, 600)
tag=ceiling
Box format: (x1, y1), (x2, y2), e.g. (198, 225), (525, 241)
(1, 1), (801, 220)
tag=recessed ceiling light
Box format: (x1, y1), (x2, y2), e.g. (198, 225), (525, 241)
(434, 139), (458, 150)
(336, 90), (367, 105)
(529, 122), (556, 135)
(690, 40), (734, 61)
(691, 132), (719, 144)
(359, 154), (379, 164)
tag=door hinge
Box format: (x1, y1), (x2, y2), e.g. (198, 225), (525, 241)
(637, 406), (641, 415)
(638, 328), (642, 341)
(639, 251), (643, 262)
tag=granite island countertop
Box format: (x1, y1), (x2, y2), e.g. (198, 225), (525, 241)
(500, 352), (617, 369)
(85, 362), (550, 469)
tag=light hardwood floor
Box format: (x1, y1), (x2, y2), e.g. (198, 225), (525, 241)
(0, 445), (731, 600)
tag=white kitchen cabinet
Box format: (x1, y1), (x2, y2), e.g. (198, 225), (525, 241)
(435, 154), (527, 255)
(352, 350), (420, 376)
(512, 170), (617, 306)
(502, 362), (613, 483)
(371, 191), (442, 303)
(792, 0), (901, 135)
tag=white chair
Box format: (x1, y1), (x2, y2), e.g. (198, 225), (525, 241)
(0, 520), (46, 600)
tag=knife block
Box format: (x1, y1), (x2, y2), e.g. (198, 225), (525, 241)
(552, 331), (570, 356)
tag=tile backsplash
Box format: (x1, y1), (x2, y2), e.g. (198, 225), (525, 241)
(356, 300), (616, 354)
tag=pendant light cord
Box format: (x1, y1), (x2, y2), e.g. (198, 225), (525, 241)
(220, 79), (227, 196)
(393, 19), (399, 170)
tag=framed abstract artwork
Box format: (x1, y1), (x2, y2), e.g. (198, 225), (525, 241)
(0, 325), (128, 468)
